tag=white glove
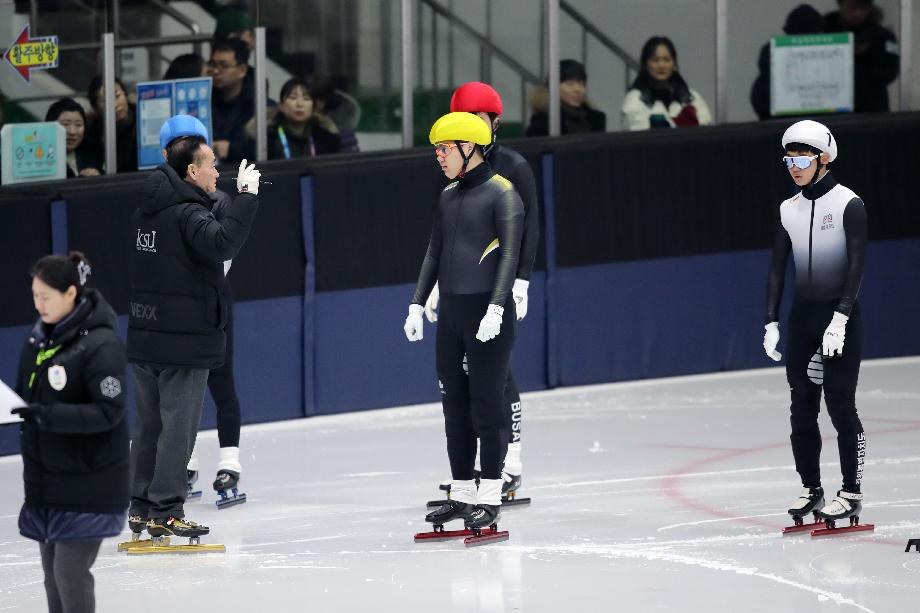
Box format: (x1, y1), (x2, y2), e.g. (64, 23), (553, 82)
(404, 304), (424, 341)
(236, 158), (261, 195)
(822, 312), (848, 357)
(763, 322), (782, 361)
(512, 279), (529, 320)
(424, 282), (440, 323)
(475, 304), (504, 343)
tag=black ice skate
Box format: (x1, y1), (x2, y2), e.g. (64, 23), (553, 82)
(781, 487), (824, 535)
(811, 490), (874, 537)
(501, 473), (531, 507)
(117, 514), (166, 551)
(463, 504), (508, 547)
(415, 501), (476, 542)
(213, 469), (247, 510)
(128, 516), (225, 554)
(905, 538), (920, 552)
(186, 469), (202, 501)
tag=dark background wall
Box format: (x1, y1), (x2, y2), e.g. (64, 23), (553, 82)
(1, 113), (918, 455)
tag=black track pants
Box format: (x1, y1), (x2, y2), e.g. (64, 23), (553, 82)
(208, 295), (241, 448)
(785, 300), (865, 492)
(437, 293), (516, 481)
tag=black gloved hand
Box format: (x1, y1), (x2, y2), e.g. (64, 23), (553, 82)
(11, 404), (45, 425)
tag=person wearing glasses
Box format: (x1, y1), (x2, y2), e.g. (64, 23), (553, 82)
(763, 120), (868, 529)
(404, 112), (524, 533)
(209, 38), (255, 164)
(424, 83), (539, 504)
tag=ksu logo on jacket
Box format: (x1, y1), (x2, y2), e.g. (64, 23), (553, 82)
(136, 228), (158, 253)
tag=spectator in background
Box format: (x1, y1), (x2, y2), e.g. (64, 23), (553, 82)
(750, 4), (824, 120)
(309, 74), (361, 153)
(214, 4), (255, 50)
(824, 0), (899, 112)
(12, 252), (129, 613)
(163, 54), (207, 80)
(622, 36), (712, 131)
(257, 77), (340, 160)
(45, 97), (102, 177)
(526, 59), (606, 137)
(209, 38), (255, 163)
(83, 76), (138, 173)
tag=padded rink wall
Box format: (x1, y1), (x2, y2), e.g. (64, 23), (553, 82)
(1, 114), (919, 455)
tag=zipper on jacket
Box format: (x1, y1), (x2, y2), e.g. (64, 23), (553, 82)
(808, 199), (815, 284)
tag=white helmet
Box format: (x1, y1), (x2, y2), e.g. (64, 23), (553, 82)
(781, 120), (837, 162)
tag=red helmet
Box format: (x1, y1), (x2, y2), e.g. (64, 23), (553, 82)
(450, 82), (503, 115)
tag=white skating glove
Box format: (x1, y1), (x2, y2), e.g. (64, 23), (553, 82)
(512, 279), (529, 321)
(424, 282), (440, 323)
(822, 311), (848, 357)
(236, 159), (261, 195)
(475, 304), (504, 343)
(763, 322), (782, 362)
(404, 304), (425, 341)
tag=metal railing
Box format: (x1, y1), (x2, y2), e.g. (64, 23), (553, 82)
(559, 0), (640, 92)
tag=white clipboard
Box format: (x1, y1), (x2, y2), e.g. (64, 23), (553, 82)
(0, 378), (26, 425)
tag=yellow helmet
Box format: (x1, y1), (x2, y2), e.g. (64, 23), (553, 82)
(429, 112), (492, 146)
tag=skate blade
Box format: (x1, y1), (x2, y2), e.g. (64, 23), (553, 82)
(215, 492), (247, 510)
(117, 537), (170, 552)
(810, 523), (875, 538)
(904, 538), (920, 552)
(414, 529), (475, 542)
(464, 529), (509, 547)
(502, 495), (531, 507)
(126, 543), (226, 555)
(187, 490), (203, 501)
(781, 522), (822, 536)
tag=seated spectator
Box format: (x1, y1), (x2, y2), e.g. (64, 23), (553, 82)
(309, 74), (361, 152)
(209, 38), (255, 164)
(163, 54), (207, 80)
(252, 77), (340, 160)
(526, 59), (606, 137)
(214, 5), (255, 50)
(83, 75), (138, 173)
(45, 97), (102, 177)
(824, 0), (899, 112)
(750, 4), (824, 120)
(622, 37), (712, 131)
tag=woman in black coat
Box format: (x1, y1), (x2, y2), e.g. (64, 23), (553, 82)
(13, 252), (129, 613)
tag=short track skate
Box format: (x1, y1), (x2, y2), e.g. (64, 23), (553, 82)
(414, 524), (509, 546)
(810, 490), (874, 537)
(214, 470), (247, 510)
(126, 517), (226, 554)
(782, 487), (825, 536)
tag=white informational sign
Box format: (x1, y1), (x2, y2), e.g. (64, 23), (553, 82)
(771, 33), (854, 116)
(136, 77), (213, 169)
(0, 122), (66, 185)
(0, 378), (26, 425)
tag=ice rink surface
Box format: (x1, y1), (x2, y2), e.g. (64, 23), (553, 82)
(2, 357), (920, 612)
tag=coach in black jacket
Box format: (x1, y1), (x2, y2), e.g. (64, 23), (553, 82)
(126, 132), (260, 531)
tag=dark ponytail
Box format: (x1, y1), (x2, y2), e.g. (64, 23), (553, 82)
(31, 251), (92, 296)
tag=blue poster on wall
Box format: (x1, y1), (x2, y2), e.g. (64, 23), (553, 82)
(136, 77), (212, 169)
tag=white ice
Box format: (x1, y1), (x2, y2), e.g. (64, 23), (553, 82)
(2, 357), (920, 612)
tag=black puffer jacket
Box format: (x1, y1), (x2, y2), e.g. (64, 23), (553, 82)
(127, 164), (258, 369)
(16, 289), (129, 514)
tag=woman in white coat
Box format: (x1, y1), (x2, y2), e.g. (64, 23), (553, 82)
(621, 36), (712, 131)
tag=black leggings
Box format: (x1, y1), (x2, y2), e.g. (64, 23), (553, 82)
(39, 539), (102, 613)
(437, 293), (516, 481)
(209, 293), (241, 448)
(786, 300), (865, 492)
